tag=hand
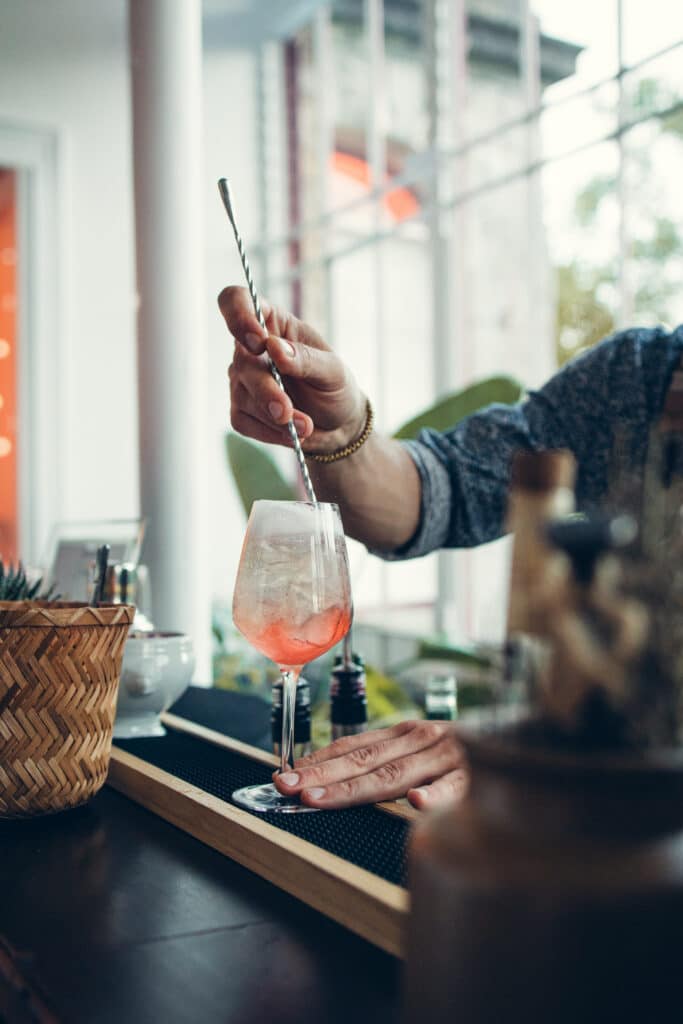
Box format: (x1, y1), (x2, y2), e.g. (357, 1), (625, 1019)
(218, 286), (366, 454)
(273, 720), (467, 811)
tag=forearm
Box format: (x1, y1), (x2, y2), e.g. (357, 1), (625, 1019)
(307, 432), (422, 552)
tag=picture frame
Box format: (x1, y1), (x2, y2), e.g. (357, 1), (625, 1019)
(42, 518), (146, 601)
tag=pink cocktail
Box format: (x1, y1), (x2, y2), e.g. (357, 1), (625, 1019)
(232, 500), (352, 813)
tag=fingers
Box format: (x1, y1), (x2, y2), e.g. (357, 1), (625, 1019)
(407, 769), (468, 811)
(230, 375), (314, 437)
(218, 285), (329, 355)
(294, 721), (416, 767)
(273, 721), (462, 810)
(264, 334), (346, 391)
(284, 722), (448, 791)
(229, 408), (304, 447)
(218, 286), (270, 353)
(222, 288), (364, 447)
(228, 332), (347, 442)
(300, 737), (462, 809)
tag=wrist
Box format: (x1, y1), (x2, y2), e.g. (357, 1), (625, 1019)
(306, 398), (374, 464)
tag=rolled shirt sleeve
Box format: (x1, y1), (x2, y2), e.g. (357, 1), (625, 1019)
(375, 325), (683, 560)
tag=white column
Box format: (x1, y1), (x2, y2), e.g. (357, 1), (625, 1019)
(129, 0), (210, 681)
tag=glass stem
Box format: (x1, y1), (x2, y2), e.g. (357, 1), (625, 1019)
(279, 668), (301, 773)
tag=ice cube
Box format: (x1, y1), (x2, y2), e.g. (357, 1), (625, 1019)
(295, 606), (344, 649)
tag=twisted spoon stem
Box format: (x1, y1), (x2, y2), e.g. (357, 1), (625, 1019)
(218, 178), (317, 505)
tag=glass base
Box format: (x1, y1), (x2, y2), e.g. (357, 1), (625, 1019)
(113, 715), (166, 739)
(232, 783), (320, 814)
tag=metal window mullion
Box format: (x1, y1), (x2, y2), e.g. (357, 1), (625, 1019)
(284, 39), (303, 317)
(425, 0), (463, 637)
(425, 0), (456, 397)
(521, 0), (546, 370)
(313, 3), (335, 346)
(449, 0), (468, 385)
(256, 41), (281, 297)
(364, 0), (389, 611)
(364, 0), (387, 420)
(616, 0), (632, 327)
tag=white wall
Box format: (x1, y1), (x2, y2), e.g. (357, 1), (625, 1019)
(202, 43), (262, 608)
(0, 0), (138, 544)
(0, 0), (260, 631)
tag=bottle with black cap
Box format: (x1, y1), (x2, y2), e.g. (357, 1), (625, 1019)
(330, 652), (368, 740)
(271, 676), (312, 760)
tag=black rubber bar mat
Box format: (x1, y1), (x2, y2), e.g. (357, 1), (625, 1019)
(116, 728), (409, 887)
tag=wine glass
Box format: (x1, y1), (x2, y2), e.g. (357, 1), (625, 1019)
(232, 500), (352, 812)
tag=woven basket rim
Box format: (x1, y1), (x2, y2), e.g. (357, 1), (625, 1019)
(0, 601), (135, 628)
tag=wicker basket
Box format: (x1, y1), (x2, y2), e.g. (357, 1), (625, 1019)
(0, 601), (135, 818)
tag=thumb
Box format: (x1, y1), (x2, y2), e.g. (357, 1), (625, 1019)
(266, 334), (347, 392)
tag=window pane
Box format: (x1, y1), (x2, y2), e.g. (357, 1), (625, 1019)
(331, 1), (428, 179)
(455, 174), (556, 387)
(464, 0), (525, 139)
(622, 0), (683, 67)
(623, 118), (683, 330)
(542, 141), (620, 364)
(621, 42), (683, 126)
(327, 220), (437, 613)
(532, 0), (618, 101)
(540, 78), (618, 162)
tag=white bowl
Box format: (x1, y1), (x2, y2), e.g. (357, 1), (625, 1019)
(114, 631), (195, 739)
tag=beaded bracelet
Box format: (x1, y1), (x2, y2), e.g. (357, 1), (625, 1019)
(306, 399), (374, 464)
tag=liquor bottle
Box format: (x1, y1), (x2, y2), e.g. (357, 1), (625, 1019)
(271, 676), (312, 760)
(503, 449), (577, 704)
(505, 449), (576, 636)
(424, 673), (458, 721)
(330, 653), (367, 740)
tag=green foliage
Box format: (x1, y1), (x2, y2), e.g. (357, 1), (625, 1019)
(555, 263), (616, 366)
(417, 637), (495, 668)
(631, 217), (683, 263)
(226, 432), (298, 520)
(557, 76), (683, 365)
(392, 376), (524, 440)
(631, 78), (683, 136)
(0, 561), (57, 601)
(365, 664), (419, 722)
(574, 174), (615, 227)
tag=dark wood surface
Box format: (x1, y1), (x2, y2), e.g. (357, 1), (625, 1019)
(0, 691), (401, 1024)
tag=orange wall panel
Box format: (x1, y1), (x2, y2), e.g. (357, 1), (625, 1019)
(0, 168), (18, 564)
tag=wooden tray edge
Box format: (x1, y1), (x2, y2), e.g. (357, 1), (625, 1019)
(108, 745), (409, 958)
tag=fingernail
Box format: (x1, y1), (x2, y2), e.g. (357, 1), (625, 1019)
(305, 787), (326, 800)
(273, 337), (295, 358)
(268, 401), (283, 422)
(279, 772), (299, 786)
(245, 332), (265, 353)
(413, 787), (429, 801)
(293, 414), (307, 436)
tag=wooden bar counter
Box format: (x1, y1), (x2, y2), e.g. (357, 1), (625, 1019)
(0, 690), (401, 1024)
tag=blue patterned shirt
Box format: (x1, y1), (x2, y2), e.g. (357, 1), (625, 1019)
(395, 325), (683, 557)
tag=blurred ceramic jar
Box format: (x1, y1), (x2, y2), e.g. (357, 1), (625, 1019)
(114, 631), (195, 738)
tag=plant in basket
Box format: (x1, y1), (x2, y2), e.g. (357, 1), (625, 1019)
(0, 557), (134, 819)
(0, 561), (58, 601)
